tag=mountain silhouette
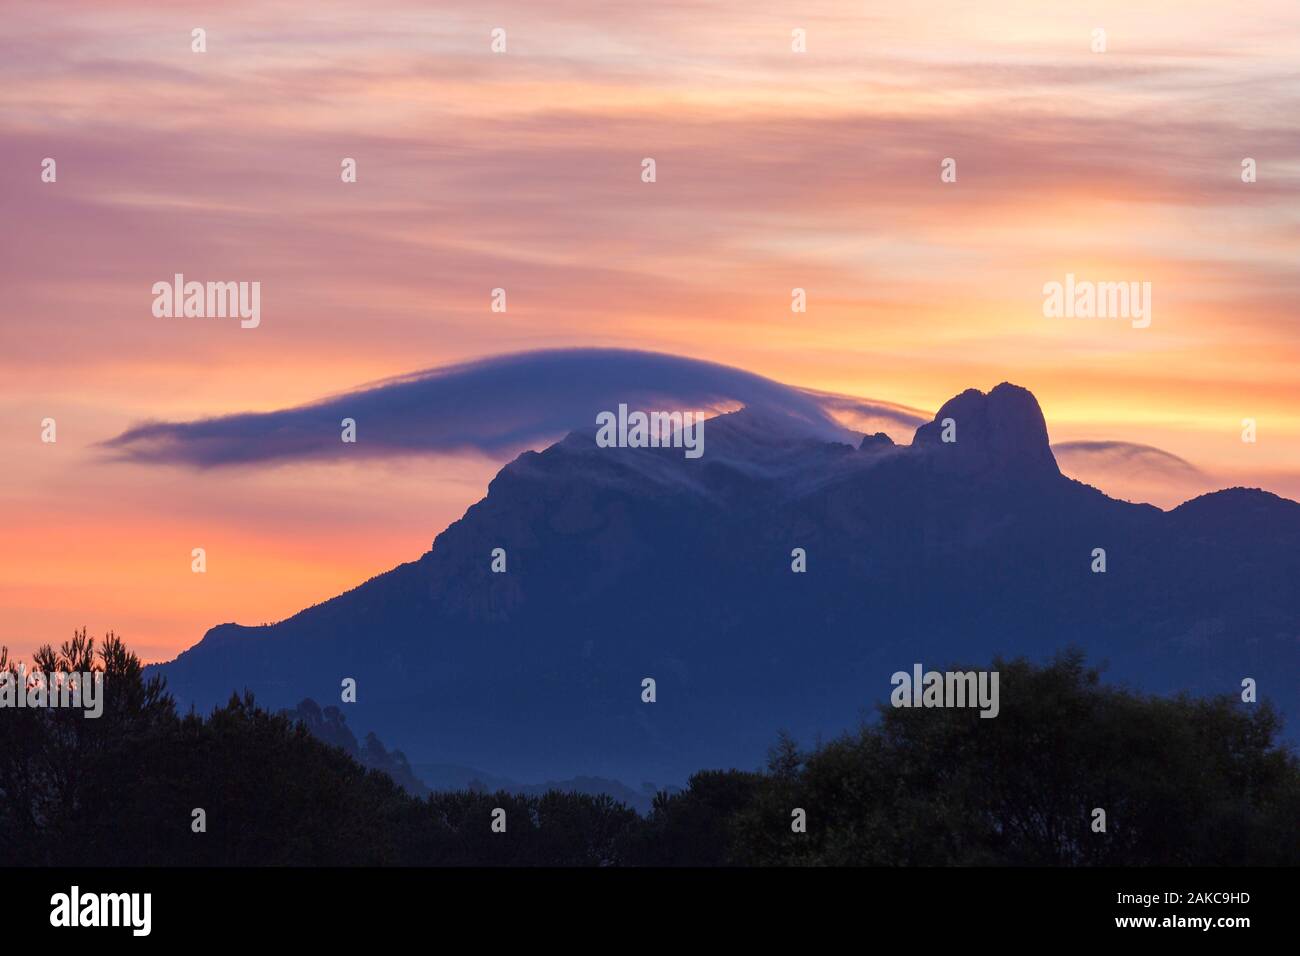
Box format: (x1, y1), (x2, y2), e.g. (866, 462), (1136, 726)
(150, 383), (1300, 785)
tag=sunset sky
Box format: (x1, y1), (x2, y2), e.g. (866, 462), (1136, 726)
(2, 0), (1297, 663)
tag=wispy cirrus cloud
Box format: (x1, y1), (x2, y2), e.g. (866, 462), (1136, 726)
(5, 0), (1300, 666)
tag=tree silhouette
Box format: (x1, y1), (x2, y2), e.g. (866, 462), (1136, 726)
(1, 636), (1295, 866)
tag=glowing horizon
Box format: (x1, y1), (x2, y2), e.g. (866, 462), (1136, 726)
(2, 0), (1297, 663)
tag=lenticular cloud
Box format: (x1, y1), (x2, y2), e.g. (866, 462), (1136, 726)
(100, 348), (922, 468)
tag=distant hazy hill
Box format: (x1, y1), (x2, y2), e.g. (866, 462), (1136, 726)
(284, 698), (429, 797)
(151, 383), (1300, 786)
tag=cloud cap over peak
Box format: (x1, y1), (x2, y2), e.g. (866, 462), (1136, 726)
(101, 348), (914, 468)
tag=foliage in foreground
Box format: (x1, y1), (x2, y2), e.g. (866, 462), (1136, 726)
(1, 635), (1295, 866)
